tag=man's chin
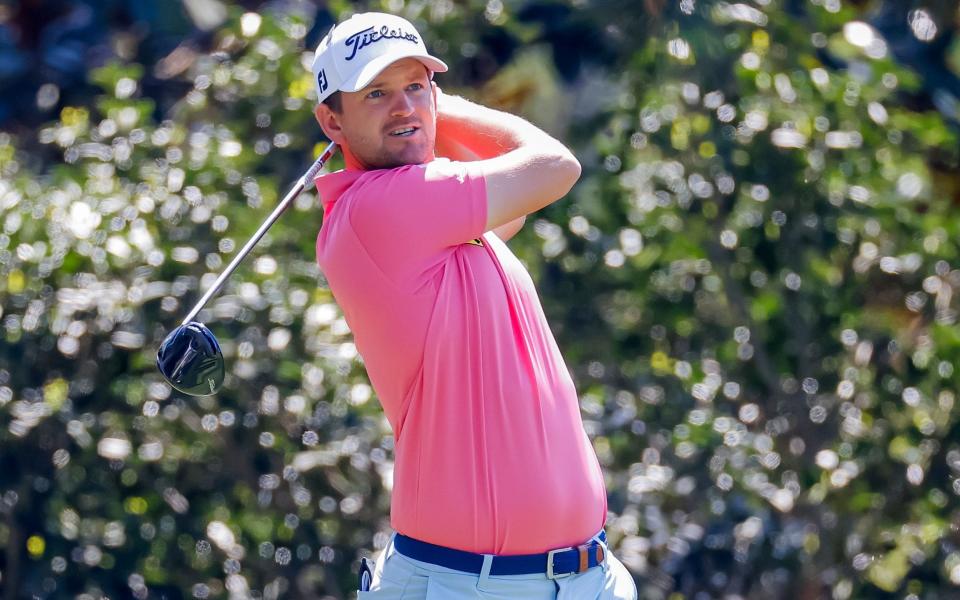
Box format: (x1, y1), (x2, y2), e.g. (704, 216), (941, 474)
(344, 136), (436, 169)
(366, 151), (432, 170)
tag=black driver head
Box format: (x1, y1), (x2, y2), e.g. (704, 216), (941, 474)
(156, 322), (225, 396)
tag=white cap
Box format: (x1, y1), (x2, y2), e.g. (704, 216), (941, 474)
(311, 12), (448, 104)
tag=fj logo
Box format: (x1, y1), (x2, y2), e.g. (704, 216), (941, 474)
(317, 69), (329, 93)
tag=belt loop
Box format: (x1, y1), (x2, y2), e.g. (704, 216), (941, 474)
(476, 554), (494, 592)
(386, 531), (398, 559)
(592, 529), (609, 567)
(371, 531), (397, 585)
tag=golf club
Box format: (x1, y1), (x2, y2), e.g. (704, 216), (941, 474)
(156, 142), (338, 396)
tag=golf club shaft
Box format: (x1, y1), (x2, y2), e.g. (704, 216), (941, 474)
(180, 142), (338, 326)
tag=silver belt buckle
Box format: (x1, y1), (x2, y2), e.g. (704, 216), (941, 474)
(546, 546), (574, 580)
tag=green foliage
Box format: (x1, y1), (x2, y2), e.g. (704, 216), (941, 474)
(3, 1), (960, 598)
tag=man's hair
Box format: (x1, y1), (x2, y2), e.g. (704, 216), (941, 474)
(323, 91), (342, 113)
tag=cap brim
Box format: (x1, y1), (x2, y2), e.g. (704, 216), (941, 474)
(340, 51), (448, 93)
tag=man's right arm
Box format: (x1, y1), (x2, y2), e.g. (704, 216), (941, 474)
(434, 89), (581, 232)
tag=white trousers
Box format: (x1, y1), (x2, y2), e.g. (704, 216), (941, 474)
(358, 530), (638, 600)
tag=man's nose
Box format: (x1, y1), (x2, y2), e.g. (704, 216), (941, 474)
(389, 92), (415, 116)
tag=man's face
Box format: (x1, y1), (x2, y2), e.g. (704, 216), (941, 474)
(316, 58), (437, 170)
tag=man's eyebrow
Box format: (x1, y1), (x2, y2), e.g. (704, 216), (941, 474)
(362, 67), (429, 92)
(361, 76), (391, 92)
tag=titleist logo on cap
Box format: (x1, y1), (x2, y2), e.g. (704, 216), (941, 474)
(344, 25), (419, 61)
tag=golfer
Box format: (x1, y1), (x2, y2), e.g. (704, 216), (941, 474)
(310, 12), (637, 600)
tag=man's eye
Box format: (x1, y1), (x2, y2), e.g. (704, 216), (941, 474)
(367, 90), (384, 99)
(408, 83), (423, 91)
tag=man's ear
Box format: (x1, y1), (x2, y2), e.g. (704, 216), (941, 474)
(314, 104), (346, 145)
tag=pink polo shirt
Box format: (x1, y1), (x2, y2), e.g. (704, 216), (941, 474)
(314, 158), (607, 555)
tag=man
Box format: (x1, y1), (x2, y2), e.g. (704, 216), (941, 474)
(310, 11), (638, 600)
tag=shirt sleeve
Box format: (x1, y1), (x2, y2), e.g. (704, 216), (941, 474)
(345, 159), (488, 280)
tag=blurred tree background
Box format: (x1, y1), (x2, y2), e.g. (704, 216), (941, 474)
(3, 0), (960, 598)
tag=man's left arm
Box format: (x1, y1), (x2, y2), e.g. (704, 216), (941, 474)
(434, 108), (525, 242)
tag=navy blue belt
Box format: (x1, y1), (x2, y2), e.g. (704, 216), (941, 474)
(393, 531), (607, 580)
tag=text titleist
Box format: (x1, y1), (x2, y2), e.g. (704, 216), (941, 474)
(344, 25), (419, 61)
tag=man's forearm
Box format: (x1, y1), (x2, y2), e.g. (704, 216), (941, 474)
(491, 216), (525, 242)
(434, 87), (580, 233)
(435, 92), (571, 163)
(434, 92), (530, 241)
(435, 93), (512, 160)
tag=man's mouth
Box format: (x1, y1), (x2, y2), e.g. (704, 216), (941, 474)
(389, 126), (419, 137)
